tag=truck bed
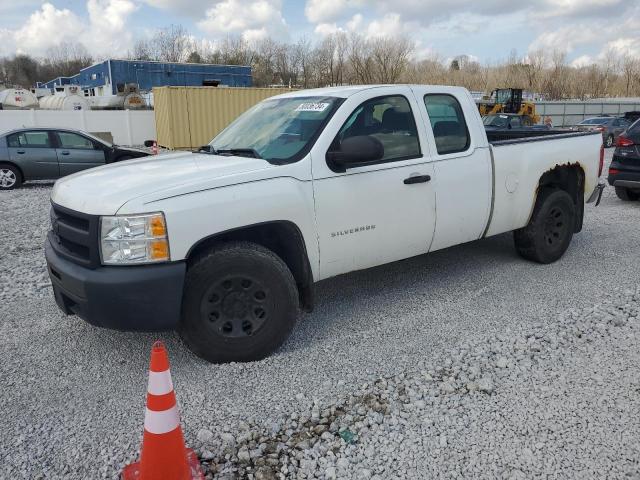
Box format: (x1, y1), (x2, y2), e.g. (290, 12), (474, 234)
(485, 129), (602, 238)
(487, 129), (597, 145)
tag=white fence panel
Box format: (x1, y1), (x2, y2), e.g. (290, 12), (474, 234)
(0, 110), (156, 146)
(535, 100), (640, 126)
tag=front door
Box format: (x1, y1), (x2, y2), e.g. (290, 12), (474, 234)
(54, 131), (106, 176)
(311, 89), (437, 279)
(7, 130), (59, 179)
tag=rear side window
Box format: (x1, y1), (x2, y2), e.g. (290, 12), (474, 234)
(57, 132), (94, 149)
(7, 131), (51, 148)
(424, 94), (470, 155)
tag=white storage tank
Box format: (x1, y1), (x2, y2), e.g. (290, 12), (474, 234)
(39, 85), (90, 111)
(90, 83), (147, 110)
(90, 92), (147, 110)
(0, 88), (39, 109)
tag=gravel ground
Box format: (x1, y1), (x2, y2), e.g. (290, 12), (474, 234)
(1, 150), (639, 479)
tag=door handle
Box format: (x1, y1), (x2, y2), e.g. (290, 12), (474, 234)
(60, 151), (70, 155)
(16, 150), (25, 154)
(403, 175), (431, 184)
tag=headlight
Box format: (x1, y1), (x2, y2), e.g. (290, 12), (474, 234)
(100, 212), (170, 265)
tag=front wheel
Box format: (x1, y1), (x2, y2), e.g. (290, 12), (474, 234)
(179, 242), (299, 363)
(514, 189), (575, 264)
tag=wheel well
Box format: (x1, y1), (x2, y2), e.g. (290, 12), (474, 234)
(186, 221), (314, 312)
(0, 161), (24, 182)
(537, 164), (585, 232)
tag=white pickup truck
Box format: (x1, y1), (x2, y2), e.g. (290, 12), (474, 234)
(45, 85), (605, 363)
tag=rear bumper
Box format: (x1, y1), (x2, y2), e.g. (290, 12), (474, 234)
(608, 171), (640, 189)
(612, 179), (640, 189)
(45, 238), (185, 331)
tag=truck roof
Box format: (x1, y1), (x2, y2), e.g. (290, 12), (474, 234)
(270, 84), (469, 99)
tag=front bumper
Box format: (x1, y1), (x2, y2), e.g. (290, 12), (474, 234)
(45, 238), (186, 331)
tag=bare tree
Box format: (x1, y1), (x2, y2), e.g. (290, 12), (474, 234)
(370, 36), (414, 83)
(40, 42), (93, 81)
(1, 55), (40, 87)
(622, 55), (639, 97)
(155, 24), (190, 62)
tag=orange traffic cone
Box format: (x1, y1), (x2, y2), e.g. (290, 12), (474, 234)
(121, 341), (204, 480)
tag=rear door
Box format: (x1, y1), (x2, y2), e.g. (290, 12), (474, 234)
(54, 131), (106, 176)
(410, 87), (492, 252)
(7, 130), (59, 179)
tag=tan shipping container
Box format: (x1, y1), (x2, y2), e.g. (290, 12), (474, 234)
(153, 86), (293, 150)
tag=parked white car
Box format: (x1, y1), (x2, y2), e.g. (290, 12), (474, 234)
(45, 85), (605, 363)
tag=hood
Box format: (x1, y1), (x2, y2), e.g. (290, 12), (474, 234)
(51, 151), (270, 215)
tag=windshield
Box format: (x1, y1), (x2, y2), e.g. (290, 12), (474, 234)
(483, 115), (509, 127)
(580, 118), (607, 125)
(210, 96), (342, 163)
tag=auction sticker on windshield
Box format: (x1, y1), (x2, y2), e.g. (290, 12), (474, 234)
(296, 102), (330, 112)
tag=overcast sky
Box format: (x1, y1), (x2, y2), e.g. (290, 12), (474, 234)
(1, 0), (639, 66)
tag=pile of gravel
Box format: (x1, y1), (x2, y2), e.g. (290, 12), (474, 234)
(0, 183), (53, 303)
(192, 286), (640, 479)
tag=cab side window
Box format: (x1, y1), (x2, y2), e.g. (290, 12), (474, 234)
(331, 95), (420, 163)
(7, 131), (51, 148)
(57, 132), (94, 149)
(424, 94), (470, 155)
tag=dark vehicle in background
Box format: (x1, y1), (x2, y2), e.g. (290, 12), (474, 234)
(573, 117), (632, 148)
(623, 111), (640, 124)
(483, 113), (536, 130)
(608, 119), (640, 201)
(0, 128), (149, 190)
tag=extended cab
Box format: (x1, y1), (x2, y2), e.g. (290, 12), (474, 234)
(45, 85), (605, 363)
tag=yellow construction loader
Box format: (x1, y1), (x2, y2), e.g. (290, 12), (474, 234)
(477, 88), (540, 125)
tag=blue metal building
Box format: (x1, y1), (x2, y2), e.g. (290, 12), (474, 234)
(38, 59), (252, 94)
(38, 76), (75, 89)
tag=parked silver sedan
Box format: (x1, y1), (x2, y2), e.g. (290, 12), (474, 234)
(573, 117), (633, 148)
(0, 128), (149, 190)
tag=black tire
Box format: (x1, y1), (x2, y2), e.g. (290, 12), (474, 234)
(605, 135), (614, 148)
(615, 186), (639, 201)
(514, 189), (575, 264)
(0, 163), (22, 190)
(179, 241), (299, 363)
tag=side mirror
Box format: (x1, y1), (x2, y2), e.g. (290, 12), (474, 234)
(327, 135), (384, 172)
(143, 140), (155, 147)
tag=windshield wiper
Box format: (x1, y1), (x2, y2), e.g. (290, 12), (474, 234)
(215, 147), (263, 159)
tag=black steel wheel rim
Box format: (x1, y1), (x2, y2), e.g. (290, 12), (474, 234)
(200, 276), (270, 338)
(543, 205), (568, 247)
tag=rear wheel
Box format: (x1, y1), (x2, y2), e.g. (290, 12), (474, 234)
(605, 134), (614, 148)
(0, 164), (21, 190)
(179, 242), (299, 363)
(514, 189), (575, 264)
(615, 186), (639, 201)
